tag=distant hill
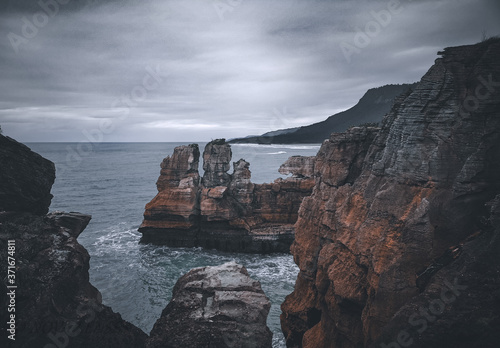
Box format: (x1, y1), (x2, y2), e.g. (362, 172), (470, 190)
(229, 83), (418, 144)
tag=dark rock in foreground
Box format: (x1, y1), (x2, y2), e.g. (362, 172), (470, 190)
(139, 139), (314, 253)
(0, 135), (55, 215)
(0, 211), (148, 348)
(0, 134), (147, 348)
(281, 39), (500, 347)
(148, 261), (273, 348)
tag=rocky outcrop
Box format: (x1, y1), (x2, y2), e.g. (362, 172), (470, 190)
(139, 139), (315, 253)
(279, 156), (315, 178)
(0, 134), (147, 348)
(0, 211), (148, 348)
(148, 261), (272, 348)
(202, 139), (232, 187)
(0, 135), (55, 214)
(140, 144), (200, 246)
(281, 39), (500, 347)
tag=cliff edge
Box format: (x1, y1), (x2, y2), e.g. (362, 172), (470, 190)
(281, 39), (500, 347)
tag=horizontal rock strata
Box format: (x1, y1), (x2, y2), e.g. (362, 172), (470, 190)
(281, 39), (500, 347)
(139, 139), (315, 253)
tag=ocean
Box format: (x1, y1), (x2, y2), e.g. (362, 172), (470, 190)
(27, 142), (321, 348)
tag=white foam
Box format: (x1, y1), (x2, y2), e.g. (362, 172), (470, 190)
(266, 151), (287, 155)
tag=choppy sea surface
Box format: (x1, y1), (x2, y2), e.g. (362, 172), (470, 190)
(27, 142), (320, 348)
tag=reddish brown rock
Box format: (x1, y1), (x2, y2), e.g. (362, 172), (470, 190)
(139, 144), (200, 246)
(139, 140), (315, 253)
(281, 39), (500, 348)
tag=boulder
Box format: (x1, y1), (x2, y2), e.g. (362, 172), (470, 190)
(278, 156), (315, 178)
(148, 261), (272, 348)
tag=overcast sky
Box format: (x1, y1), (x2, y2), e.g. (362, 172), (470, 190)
(1, 0), (499, 142)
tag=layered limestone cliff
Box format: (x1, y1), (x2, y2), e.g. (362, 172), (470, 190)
(281, 39), (500, 347)
(139, 139), (314, 253)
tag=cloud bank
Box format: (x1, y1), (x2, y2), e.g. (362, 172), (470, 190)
(1, 0), (499, 142)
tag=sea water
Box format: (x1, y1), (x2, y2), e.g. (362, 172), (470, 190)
(28, 142), (321, 348)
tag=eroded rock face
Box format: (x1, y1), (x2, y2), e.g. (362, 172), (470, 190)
(156, 143), (200, 191)
(281, 39), (500, 347)
(202, 139), (232, 188)
(148, 261), (272, 348)
(140, 144), (200, 245)
(0, 135), (55, 214)
(279, 156), (315, 178)
(139, 139), (314, 253)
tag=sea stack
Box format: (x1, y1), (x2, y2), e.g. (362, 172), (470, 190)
(140, 144), (201, 246)
(139, 139), (315, 253)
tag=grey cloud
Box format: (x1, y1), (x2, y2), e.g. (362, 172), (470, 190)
(1, 0), (499, 142)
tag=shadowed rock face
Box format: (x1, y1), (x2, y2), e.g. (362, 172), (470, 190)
(281, 39), (500, 348)
(148, 261), (272, 348)
(139, 139), (315, 253)
(0, 136), (147, 348)
(0, 135), (55, 215)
